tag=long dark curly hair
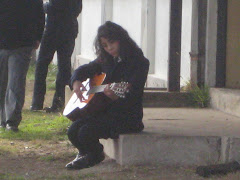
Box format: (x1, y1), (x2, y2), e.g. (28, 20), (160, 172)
(94, 21), (143, 62)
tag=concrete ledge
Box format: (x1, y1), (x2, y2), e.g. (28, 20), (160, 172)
(147, 74), (167, 88)
(100, 134), (240, 166)
(100, 134), (222, 166)
(210, 88), (240, 117)
(222, 137), (240, 163)
(143, 91), (193, 107)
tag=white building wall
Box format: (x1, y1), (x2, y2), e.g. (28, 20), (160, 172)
(150, 0), (192, 87)
(112, 0), (142, 46)
(81, 0), (102, 60)
(73, 0), (193, 88)
(181, 0), (193, 85)
(154, 0), (171, 83)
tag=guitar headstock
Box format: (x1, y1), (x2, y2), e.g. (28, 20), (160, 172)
(110, 82), (129, 98)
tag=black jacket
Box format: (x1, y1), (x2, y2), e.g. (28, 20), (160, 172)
(0, 0), (45, 49)
(70, 51), (150, 124)
(44, 0), (82, 19)
(44, 0), (82, 38)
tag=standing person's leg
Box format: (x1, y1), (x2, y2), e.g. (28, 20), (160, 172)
(46, 36), (75, 112)
(0, 50), (9, 128)
(31, 30), (57, 110)
(5, 47), (33, 131)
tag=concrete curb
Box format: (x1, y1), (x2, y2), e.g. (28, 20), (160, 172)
(101, 134), (240, 166)
(143, 91), (193, 107)
(210, 88), (240, 117)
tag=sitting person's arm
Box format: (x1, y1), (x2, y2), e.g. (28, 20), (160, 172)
(108, 56), (149, 107)
(70, 59), (103, 100)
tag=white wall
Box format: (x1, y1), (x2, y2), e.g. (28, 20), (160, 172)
(73, 0), (193, 88)
(80, 0), (102, 60)
(112, 0), (142, 46)
(151, 0), (192, 87)
(155, 0), (171, 83)
(181, 0), (192, 85)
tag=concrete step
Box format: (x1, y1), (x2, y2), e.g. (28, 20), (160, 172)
(100, 134), (240, 166)
(100, 134), (219, 166)
(100, 108), (240, 166)
(210, 88), (240, 118)
(143, 90), (194, 107)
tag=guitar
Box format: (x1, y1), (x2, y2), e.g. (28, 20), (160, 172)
(63, 73), (129, 121)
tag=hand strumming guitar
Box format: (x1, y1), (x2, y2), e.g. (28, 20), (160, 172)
(73, 80), (87, 102)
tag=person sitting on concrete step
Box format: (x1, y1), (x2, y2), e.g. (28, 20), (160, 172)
(65, 21), (149, 170)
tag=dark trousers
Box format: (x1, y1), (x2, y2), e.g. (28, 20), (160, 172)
(32, 26), (75, 109)
(0, 47), (32, 127)
(67, 118), (109, 155)
(67, 113), (144, 155)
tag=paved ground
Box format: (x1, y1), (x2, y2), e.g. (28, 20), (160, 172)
(142, 107), (240, 137)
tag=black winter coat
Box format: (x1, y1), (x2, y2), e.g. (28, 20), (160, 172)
(44, 0), (82, 38)
(45, 0), (82, 18)
(0, 0), (45, 49)
(70, 51), (149, 130)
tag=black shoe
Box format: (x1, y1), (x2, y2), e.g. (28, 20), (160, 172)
(65, 153), (85, 167)
(72, 152), (87, 161)
(66, 152), (105, 170)
(6, 124), (19, 132)
(30, 105), (43, 111)
(44, 106), (63, 113)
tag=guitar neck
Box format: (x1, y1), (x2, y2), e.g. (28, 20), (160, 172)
(87, 84), (107, 95)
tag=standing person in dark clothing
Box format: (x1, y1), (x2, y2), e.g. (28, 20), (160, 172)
(65, 21), (149, 170)
(0, 0), (45, 131)
(30, 0), (83, 113)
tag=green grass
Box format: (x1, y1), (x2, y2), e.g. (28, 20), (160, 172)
(39, 154), (56, 162)
(47, 80), (56, 90)
(0, 61), (69, 140)
(0, 110), (71, 141)
(26, 63), (36, 80)
(0, 147), (15, 156)
(0, 173), (25, 180)
(47, 64), (58, 81)
(27, 63), (58, 81)
(27, 63), (57, 90)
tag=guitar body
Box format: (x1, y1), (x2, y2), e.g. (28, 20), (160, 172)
(63, 74), (106, 121)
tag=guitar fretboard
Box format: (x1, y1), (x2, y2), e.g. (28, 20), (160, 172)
(87, 85), (107, 95)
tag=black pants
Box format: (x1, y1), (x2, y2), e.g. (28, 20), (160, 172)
(67, 113), (144, 155)
(32, 24), (75, 109)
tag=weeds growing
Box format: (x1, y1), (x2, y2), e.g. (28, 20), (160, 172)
(183, 81), (210, 108)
